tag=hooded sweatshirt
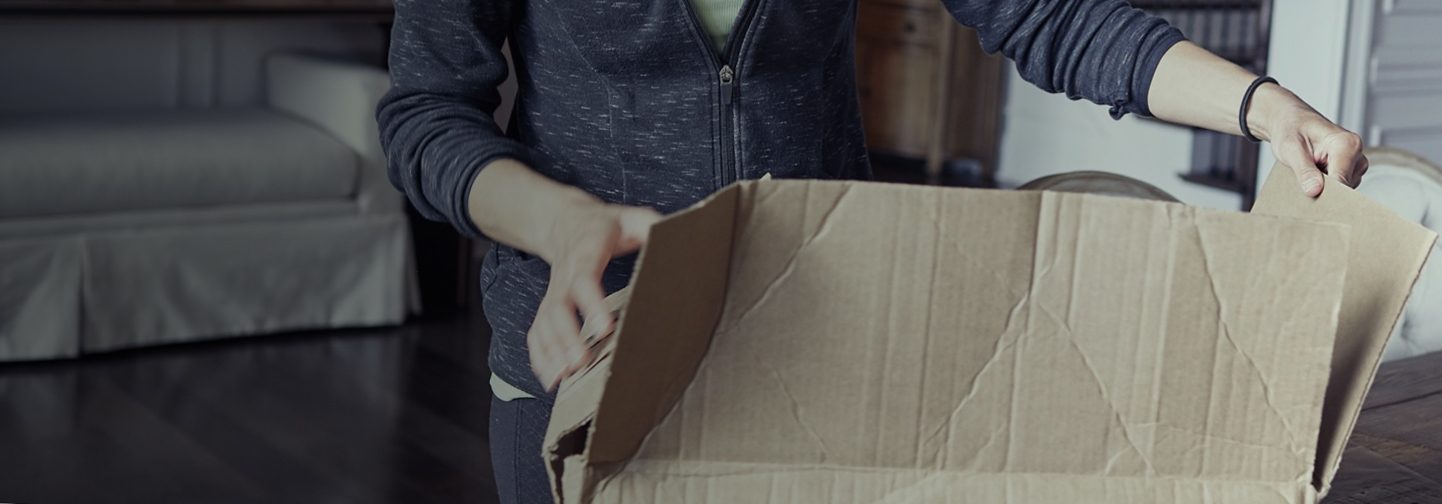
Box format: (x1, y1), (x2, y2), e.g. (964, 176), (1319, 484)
(377, 0), (1185, 399)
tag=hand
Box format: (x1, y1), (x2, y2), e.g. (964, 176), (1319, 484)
(528, 200), (660, 391)
(1248, 84), (1368, 197)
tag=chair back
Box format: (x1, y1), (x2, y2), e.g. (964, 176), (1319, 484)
(1359, 147), (1442, 361)
(1017, 170), (1180, 202)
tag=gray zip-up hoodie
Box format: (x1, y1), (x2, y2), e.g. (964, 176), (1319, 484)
(377, 0), (1185, 398)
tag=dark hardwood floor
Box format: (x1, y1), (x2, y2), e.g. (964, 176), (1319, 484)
(3, 293), (1438, 503)
(0, 308), (500, 504)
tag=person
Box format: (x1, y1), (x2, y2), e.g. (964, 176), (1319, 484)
(376, 1), (1367, 502)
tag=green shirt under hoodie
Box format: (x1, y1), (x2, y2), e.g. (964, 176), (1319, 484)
(692, 0), (744, 52)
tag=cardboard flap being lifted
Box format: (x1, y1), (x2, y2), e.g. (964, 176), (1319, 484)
(1251, 167), (1438, 494)
(544, 185), (740, 504)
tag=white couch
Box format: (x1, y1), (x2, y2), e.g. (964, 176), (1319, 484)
(0, 21), (416, 360)
(1358, 148), (1442, 362)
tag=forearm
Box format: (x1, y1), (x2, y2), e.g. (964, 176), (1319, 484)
(944, 0), (1182, 118)
(378, 0), (534, 236)
(1147, 41), (1366, 194)
(467, 158), (601, 261)
(1147, 41), (1311, 141)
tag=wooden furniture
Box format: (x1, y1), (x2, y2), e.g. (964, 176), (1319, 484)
(1325, 351), (1442, 503)
(855, 0), (1004, 185)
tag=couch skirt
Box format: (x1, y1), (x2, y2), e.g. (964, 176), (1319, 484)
(0, 210), (416, 361)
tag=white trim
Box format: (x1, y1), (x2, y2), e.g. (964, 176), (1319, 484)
(1340, 0), (1376, 134)
(1386, 0), (1442, 14)
(1257, 0), (1354, 187)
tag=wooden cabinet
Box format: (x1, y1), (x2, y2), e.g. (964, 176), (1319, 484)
(856, 0), (1004, 184)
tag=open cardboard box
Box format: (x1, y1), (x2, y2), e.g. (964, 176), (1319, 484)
(544, 167), (1437, 503)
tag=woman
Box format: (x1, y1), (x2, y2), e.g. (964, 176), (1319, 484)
(376, 1), (1366, 502)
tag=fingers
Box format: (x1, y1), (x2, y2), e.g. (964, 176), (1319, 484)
(572, 278), (613, 343)
(1317, 128), (1365, 188)
(529, 295), (593, 392)
(616, 207), (662, 252)
(532, 255), (610, 391)
(528, 204), (661, 392)
(568, 220), (625, 348)
(1277, 136), (1326, 198)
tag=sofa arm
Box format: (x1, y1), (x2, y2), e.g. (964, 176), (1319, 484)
(266, 53), (398, 214)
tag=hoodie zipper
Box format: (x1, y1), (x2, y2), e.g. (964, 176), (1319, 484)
(681, 0), (761, 188)
(718, 64), (737, 186)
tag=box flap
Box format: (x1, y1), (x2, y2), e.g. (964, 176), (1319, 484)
(1251, 166), (1438, 494)
(541, 288), (627, 503)
(575, 180), (1352, 503)
(544, 184), (742, 503)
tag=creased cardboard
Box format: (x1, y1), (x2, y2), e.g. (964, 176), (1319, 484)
(1252, 167), (1438, 495)
(545, 167), (1434, 503)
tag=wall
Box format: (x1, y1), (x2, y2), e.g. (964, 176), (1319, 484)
(1354, 0), (1442, 165)
(1257, 0), (1353, 184)
(995, 66), (1243, 210)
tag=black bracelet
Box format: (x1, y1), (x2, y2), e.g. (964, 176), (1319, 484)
(1240, 76), (1278, 143)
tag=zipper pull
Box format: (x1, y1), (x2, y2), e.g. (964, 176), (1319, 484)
(719, 65), (736, 105)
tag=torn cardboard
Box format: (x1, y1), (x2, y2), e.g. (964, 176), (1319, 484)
(545, 166), (1436, 503)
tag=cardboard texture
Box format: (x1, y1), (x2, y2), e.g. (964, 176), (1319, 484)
(545, 167), (1435, 504)
(1251, 167), (1438, 493)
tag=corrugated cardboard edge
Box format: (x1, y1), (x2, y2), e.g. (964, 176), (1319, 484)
(543, 184), (744, 504)
(603, 460), (1323, 504)
(1252, 166), (1438, 498)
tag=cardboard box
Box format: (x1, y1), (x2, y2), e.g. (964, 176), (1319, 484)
(545, 167), (1436, 503)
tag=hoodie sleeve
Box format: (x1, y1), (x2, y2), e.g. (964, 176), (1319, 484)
(942, 0), (1186, 119)
(376, 0), (530, 237)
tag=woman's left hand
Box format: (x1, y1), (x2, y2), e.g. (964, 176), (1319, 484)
(1248, 83), (1369, 197)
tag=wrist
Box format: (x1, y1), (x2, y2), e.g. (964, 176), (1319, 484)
(536, 190), (605, 263)
(1244, 82), (1299, 142)
(468, 157), (605, 262)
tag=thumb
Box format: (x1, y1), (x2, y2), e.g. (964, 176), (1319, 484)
(1277, 137), (1326, 198)
(615, 207), (662, 252)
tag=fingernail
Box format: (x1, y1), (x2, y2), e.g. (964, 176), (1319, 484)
(1303, 177), (1322, 195)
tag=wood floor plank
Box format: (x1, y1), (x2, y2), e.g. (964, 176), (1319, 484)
(1326, 445), (1442, 503)
(1364, 351), (1442, 410)
(0, 311), (501, 503)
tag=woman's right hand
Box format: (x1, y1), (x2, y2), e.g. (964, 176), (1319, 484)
(462, 158), (661, 392)
(528, 200), (660, 391)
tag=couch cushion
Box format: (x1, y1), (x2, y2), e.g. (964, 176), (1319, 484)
(0, 109), (358, 218)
